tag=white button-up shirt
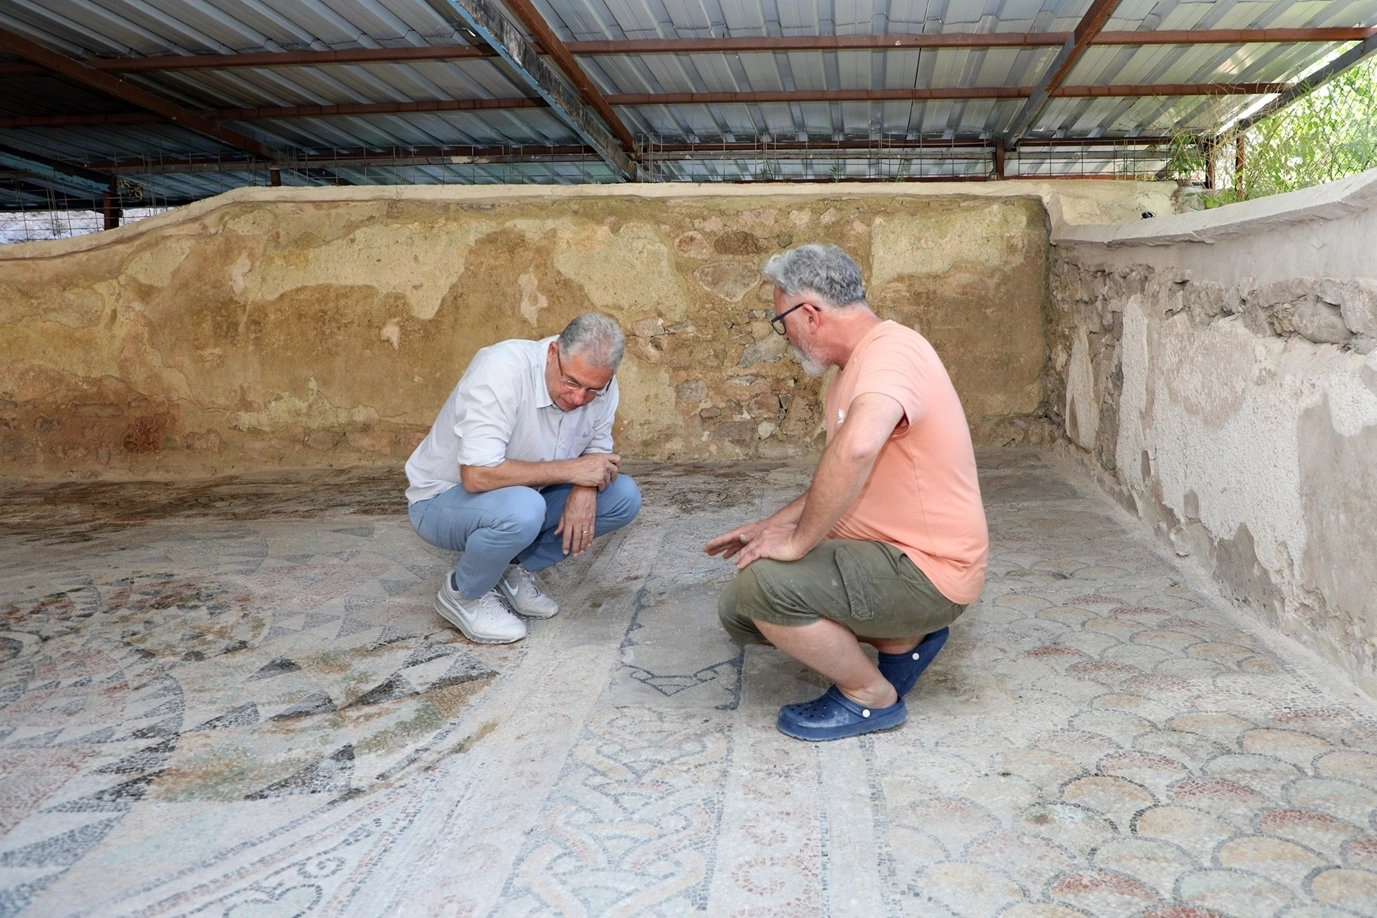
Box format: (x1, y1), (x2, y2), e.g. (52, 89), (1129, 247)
(405, 336), (619, 505)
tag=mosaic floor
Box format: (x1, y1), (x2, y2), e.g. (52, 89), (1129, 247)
(2, 453), (1376, 918)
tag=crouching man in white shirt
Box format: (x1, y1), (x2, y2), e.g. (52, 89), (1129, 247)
(405, 313), (642, 643)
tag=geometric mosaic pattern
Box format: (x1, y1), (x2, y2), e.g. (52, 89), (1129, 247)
(2, 455), (1376, 916)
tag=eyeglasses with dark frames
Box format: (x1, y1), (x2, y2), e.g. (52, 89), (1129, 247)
(769, 302), (807, 335)
(554, 347), (611, 397)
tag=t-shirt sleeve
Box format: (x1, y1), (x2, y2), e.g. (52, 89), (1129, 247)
(849, 333), (926, 429)
(453, 354), (520, 468)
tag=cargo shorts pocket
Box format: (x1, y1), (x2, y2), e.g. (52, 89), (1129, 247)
(834, 543), (877, 622)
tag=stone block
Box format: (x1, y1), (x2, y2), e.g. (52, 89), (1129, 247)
(1189, 282), (1228, 320)
(712, 230), (770, 255)
(715, 419), (757, 446)
(673, 231), (712, 259)
(692, 261), (762, 302)
(1290, 301), (1352, 345)
(747, 393), (782, 419)
(1334, 279), (1377, 337)
(675, 379), (707, 403)
(1251, 277), (1317, 310)
(305, 430), (341, 451)
(1363, 352), (1377, 397)
(631, 317), (665, 338)
(737, 334), (787, 368)
(346, 430), (395, 454)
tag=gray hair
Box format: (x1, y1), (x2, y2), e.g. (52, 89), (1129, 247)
(761, 243), (866, 308)
(558, 313), (625, 369)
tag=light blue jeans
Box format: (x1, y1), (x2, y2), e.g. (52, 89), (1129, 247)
(407, 475), (641, 599)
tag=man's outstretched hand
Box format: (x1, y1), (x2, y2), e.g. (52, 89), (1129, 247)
(705, 520), (806, 569)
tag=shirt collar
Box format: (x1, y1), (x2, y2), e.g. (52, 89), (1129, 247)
(532, 336), (558, 411)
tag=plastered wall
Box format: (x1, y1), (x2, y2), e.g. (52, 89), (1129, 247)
(1050, 169), (1377, 694)
(0, 181), (1171, 481)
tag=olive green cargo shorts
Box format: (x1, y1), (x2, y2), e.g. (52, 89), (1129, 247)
(718, 538), (966, 645)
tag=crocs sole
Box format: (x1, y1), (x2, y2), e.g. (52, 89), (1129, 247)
(776, 685), (907, 741)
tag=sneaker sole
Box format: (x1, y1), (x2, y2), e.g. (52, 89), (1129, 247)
(434, 595), (525, 644)
(496, 584), (559, 619)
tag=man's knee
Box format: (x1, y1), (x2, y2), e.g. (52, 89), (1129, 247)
(600, 474), (642, 528)
(717, 568), (767, 645)
(498, 486), (547, 542)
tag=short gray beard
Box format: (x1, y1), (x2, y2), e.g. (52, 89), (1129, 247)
(791, 344), (828, 378)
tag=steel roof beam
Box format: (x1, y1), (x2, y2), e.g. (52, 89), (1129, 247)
(433, 0), (634, 179)
(0, 27), (281, 164)
(88, 145), (596, 174)
(0, 45), (496, 77)
(0, 96), (546, 129)
(0, 81), (1294, 130)
(1057, 82), (1288, 97)
(3, 27), (1371, 78)
(608, 84), (1283, 106)
(1002, 0), (1124, 149)
(80, 136), (1179, 175)
(1236, 31), (1377, 131)
(499, 0), (638, 156)
(565, 28), (1377, 54)
(0, 143), (123, 196)
(1097, 28), (1377, 46)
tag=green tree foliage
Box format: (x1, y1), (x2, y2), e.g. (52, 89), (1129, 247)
(1240, 54), (1377, 198)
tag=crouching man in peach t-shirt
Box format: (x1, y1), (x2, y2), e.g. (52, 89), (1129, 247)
(705, 243), (988, 742)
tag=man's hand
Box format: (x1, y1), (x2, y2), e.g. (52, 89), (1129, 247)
(555, 485), (599, 556)
(461, 453), (621, 493)
(705, 519), (807, 569)
(704, 520), (767, 561)
(568, 453), (621, 491)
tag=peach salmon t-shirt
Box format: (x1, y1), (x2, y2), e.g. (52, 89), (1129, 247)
(825, 320), (989, 605)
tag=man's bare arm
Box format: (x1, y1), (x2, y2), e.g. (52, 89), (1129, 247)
(460, 453), (621, 493)
(716, 393), (905, 568)
(704, 493), (807, 559)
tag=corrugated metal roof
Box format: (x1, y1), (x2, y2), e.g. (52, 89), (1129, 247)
(1, 0), (1374, 212)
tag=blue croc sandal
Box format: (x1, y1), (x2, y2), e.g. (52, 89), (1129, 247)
(877, 627), (949, 698)
(776, 685), (907, 741)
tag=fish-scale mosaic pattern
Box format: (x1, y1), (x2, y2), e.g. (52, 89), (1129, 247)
(1, 455), (1375, 917)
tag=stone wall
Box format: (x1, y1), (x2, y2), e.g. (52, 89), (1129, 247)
(0, 181), (1171, 481)
(1049, 169), (1377, 694)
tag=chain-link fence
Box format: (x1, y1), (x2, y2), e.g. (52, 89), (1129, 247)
(1168, 54), (1377, 205)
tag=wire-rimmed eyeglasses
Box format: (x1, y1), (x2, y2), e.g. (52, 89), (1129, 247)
(554, 347), (611, 397)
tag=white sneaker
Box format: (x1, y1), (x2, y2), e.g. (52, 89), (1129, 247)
(497, 565), (560, 619)
(435, 579), (527, 643)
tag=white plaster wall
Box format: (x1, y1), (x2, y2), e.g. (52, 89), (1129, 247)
(1054, 168), (1377, 694)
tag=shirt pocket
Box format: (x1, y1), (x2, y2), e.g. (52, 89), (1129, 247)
(556, 419), (597, 460)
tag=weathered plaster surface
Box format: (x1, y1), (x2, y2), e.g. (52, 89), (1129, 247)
(0, 181), (1170, 480)
(1050, 168), (1377, 693)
